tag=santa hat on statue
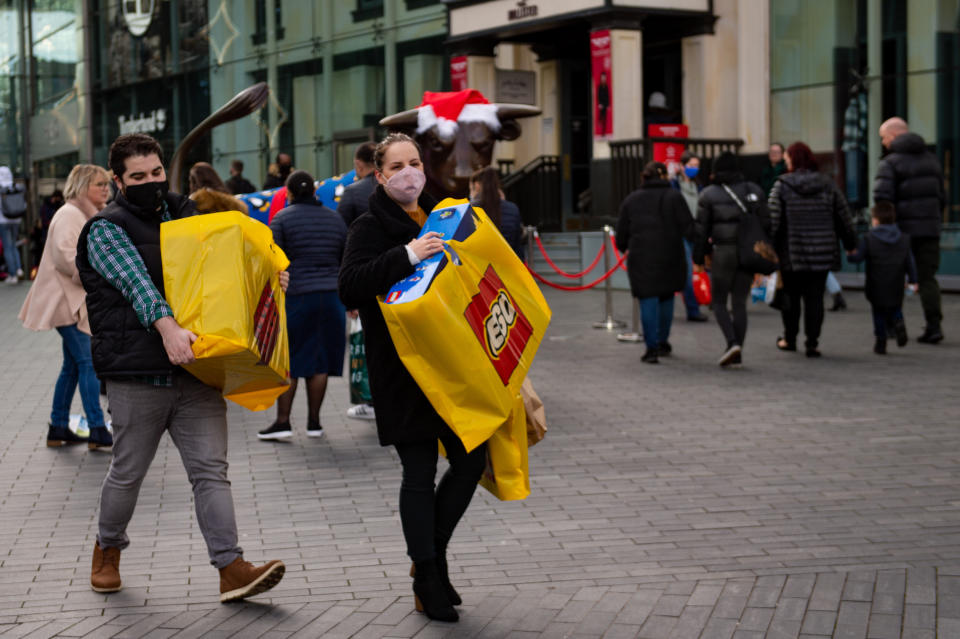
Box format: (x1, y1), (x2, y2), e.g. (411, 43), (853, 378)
(415, 89), (501, 139)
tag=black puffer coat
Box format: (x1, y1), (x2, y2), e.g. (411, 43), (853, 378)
(614, 180), (695, 299)
(337, 185), (444, 446)
(768, 170), (857, 272)
(693, 173), (769, 264)
(873, 132), (945, 238)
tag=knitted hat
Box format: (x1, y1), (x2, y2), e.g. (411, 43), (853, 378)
(415, 90), (501, 140)
(712, 151), (739, 174)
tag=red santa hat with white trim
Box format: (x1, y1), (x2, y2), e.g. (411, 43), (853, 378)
(415, 89), (501, 140)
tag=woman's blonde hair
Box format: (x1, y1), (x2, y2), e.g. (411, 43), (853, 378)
(63, 164), (109, 201)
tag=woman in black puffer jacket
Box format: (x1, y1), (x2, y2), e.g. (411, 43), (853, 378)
(695, 152), (769, 367)
(768, 142), (857, 357)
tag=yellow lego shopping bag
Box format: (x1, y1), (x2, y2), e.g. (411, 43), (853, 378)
(440, 391), (530, 501)
(161, 211), (291, 411)
(380, 199), (551, 453)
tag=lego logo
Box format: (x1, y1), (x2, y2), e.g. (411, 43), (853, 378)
(484, 291), (517, 358)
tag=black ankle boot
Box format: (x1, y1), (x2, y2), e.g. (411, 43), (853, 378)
(829, 293), (847, 311)
(412, 559), (458, 622)
(46, 424), (88, 447)
(410, 554), (462, 606)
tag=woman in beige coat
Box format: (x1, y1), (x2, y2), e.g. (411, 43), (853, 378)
(19, 164), (113, 449)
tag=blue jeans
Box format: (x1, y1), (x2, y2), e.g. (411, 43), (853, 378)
(0, 222), (21, 275)
(639, 296), (675, 350)
(682, 239), (701, 317)
(872, 307), (903, 339)
(51, 325), (105, 428)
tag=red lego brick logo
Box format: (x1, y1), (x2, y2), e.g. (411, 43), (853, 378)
(253, 283), (280, 366)
(464, 265), (532, 385)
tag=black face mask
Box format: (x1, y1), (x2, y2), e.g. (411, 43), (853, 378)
(123, 179), (168, 213)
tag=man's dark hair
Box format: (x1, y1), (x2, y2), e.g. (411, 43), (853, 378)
(771, 142), (785, 152)
(355, 142), (377, 166)
(872, 200), (896, 225)
(109, 133), (164, 180)
(231, 159), (244, 172)
(680, 151), (699, 165)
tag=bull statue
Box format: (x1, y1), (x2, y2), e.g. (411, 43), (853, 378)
(379, 89), (540, 200)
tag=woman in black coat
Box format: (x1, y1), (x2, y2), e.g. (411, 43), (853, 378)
(768, 141), (856, 357)
(615, 161), (696, 363)
(695, 152), (770, 367)
(337, 133), (484, 623)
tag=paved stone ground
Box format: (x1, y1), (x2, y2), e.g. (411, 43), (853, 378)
(1, 280), (959, 638)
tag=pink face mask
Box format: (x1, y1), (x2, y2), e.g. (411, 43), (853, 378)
(384, 166), (426, 205)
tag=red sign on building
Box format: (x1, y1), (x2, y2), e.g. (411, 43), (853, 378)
(450, 56), (468, 92)
(648, 123), (688, 169)
(590, 29), (612, 138)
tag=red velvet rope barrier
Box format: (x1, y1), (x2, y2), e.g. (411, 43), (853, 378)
(527, 249), (628, 291)
(534, 233), (606, 279)
(609, 232), (628, 271)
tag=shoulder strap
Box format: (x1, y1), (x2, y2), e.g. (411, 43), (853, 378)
(721, 183), (749, 215)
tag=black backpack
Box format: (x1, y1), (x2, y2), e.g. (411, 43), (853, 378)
(1, 186), (27, 219)
(722, 183), (778, 275)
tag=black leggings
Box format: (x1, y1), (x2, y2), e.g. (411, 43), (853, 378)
(710, 248), (753, 348)
(394, 426), (487, 562)
(780, 270), (828, 349)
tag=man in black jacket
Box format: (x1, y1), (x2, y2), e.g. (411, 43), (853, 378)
(873, 117), (945, 343)
(76, 133), (285, 602)
(338, 142), (378, 228)
(337, 142), (378, 421)
(225, 159), (256, 194)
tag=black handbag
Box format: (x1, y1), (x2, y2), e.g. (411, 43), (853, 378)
(723, 184), (778, 275)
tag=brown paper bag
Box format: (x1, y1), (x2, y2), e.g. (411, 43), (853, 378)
(521, 377), (546, 446)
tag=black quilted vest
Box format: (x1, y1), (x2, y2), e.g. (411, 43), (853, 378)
(76, 191), (195, 378)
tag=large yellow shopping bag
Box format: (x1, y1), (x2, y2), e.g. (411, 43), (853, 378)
(380, 198), (551, 453)
(161, 211), (291, 411)
(440, 391), (530, 501)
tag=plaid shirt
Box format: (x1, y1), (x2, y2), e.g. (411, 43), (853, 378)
(86, 205), (174, 387)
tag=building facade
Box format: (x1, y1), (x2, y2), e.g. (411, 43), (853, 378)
(2, 1), (958, 273)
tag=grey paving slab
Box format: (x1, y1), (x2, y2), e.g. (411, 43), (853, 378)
(2, 285), (960, 637)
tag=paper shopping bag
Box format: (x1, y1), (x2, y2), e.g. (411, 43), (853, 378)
(161, 211), (290, 411)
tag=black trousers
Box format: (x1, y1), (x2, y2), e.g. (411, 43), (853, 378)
(911, 236), (942, 327)
(394, 426), (486, 562)
(780, 270), (828, 349)
(710, 247), (753, 348)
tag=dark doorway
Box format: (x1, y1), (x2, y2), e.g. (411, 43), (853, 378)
(643, 41), (683, 130)
(560, 56), (591, 227)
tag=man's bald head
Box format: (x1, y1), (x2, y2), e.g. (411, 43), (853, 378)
(880, 117), (909, 148)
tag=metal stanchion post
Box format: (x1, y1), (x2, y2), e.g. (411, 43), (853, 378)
(593, 225), (626, 330)
(617, 296), (643, 342)
(525, 226), (536, 268)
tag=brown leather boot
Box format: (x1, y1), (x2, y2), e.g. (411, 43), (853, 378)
(219, 557), (285, 603)
(90, 542), (122, 593)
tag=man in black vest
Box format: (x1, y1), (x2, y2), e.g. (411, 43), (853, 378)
(874, 117), (946, 343)
(76, 133), (285, 602)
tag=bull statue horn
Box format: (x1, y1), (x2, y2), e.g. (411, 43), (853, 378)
(379, 108), (420, 129)
(495, 103), (541, 120)
(170, 82), (271, 193)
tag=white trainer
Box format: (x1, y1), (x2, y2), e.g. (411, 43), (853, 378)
(346, 404), (375, 420)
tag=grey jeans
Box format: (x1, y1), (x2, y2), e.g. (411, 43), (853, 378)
(98, 374), (243, 568)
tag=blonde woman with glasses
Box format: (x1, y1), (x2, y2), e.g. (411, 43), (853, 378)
(20, 164), (114, 449)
